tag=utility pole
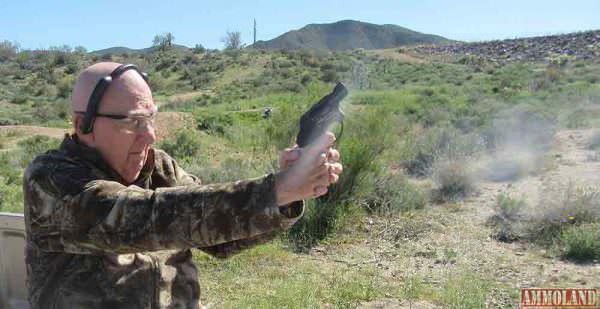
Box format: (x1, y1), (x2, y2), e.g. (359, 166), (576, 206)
(253, 19), (257, 45)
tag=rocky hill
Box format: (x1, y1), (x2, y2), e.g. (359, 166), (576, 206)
(251, 20), (450, 51)
(414, 30), (600, 62)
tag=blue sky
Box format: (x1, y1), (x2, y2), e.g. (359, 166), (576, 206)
(2, 0), (599, 51)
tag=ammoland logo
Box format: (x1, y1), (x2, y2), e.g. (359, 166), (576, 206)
(521, 288), (598, 307)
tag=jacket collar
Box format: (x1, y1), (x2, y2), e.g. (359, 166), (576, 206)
(60, 134), (155, 187)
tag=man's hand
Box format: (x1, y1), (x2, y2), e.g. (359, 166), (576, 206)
(276, 132), (343, 206)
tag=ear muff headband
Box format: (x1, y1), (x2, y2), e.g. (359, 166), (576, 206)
(80, 64), (149, 134)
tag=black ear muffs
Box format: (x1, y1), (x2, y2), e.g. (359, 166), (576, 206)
(79, 64), (149, 134)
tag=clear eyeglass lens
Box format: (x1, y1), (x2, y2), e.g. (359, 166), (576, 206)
(120, 116), (155, 132)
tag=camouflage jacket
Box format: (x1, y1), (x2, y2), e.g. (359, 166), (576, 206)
(23, 134), (304, 309)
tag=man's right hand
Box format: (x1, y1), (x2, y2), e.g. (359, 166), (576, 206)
(275, 132), (343, 206)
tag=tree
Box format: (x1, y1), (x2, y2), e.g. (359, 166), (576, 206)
(74, 46), (87, 54)
(0, 40), (19, 62)
(152, 32), (175, 52)
(193, 44), (206, 54)
(165, 32), (175, 47)
(153, 34), (166, 51)
(221, 31), (242, 49)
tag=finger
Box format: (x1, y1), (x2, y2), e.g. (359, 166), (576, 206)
(329, 162), (343, 175)
(310, 162), (330, 180)
(314, 186), (328, 197)
(315, 173), (331, 187)
(323, 132), (336, 148)
(327, 148), (340, 162)
(328, 172), (339, 184)
(309, 132), (336, 155)
(308, 153), (328, 173)
(284, 148), (301, 161)
(318, 152), (327, 165)
(279, 148), (301, 169)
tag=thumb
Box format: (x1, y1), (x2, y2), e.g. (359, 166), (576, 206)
(285, 148), (301, 161)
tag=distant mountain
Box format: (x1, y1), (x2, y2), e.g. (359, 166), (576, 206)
(90, 44), (189, 55)
(251, 20), (451, 51)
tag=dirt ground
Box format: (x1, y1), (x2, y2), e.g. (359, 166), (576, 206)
(329, 128), (600, 308)
(0, 111), (193, 145)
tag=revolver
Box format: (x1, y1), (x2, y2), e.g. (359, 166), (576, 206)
(296, 82), (348, 148)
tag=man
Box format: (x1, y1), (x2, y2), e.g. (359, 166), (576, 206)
(23, 62), (343, 308)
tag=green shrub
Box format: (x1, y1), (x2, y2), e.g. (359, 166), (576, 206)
(0, 152), (21, 185)
(0, 180), (23, 213)
(441, 272), (492, 309)
(358, 170), (426, 214)
(489, 184), (600, 262)
(158, 129), (204, 162)
(565, 108), (590, 128)
(287, 136), (381, 248)
(489, 194), (527, 242)
(286, 199), (345, 249)
(320, 69), (338, 83)
(195, 112), (234, 135)
(326, 107), (396, 203)
(12, 94), (28, 104)
(496, 194), (525, 222)
(182, 155), (264, 185)
(560, 223), (600, 262)
(401, 127), (484, 178)
(431, 158), (476, 202)
(529, 185), (600, 244)
(56, 76), (73, 98)
(261, 102), (304, 152)
(287, 107), (396, 247)
(17, 135), (61, 168)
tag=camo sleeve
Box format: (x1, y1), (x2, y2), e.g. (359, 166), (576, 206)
(151, 148), (303, 258)
(24, 154), (304, 255)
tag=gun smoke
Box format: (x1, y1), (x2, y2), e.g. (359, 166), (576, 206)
(477, 106), (556, 182)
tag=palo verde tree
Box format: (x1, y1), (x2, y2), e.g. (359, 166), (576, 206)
(152, 32), (175, 52)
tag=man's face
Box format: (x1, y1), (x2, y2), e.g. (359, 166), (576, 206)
(83, 71), (157, 184)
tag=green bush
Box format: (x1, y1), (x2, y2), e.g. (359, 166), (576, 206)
(529, 185), (600, 244)
(261, 101), (304, 152)
(560, 223), (600, 262)
(286, 199), (345, 249)
(441, 273), (493, 309)
(158, 129), (204, 162)
(358, 170), (426, 214)
(401, 127), (484, 178)
(431, 157), (476, 202)
(17, 135), (61, 168)
(320, 69), (338, 83)
(0, 180), (23, 213)
(491, 184), (600, 262)
(489, 194), (527, 242)
(287, 107), (396, 247)
(496, 194), (525, 222)
(564, 108), (590, 129)
(195, 112), (234, 135)
(0, 152), (22, 186)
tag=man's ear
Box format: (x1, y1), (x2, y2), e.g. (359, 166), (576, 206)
(72, 114), (84, 135)
(73, 114), (95, 144)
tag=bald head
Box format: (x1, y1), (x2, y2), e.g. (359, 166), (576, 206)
(70, 62), (157, 184)
(71, 62), (152, 114)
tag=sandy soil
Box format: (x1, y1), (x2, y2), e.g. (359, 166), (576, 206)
(345, 129), (600, 308)
(0, 111), (194, 144)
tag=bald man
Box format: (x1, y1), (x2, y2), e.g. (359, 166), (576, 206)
(23, 62), (342, 308)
